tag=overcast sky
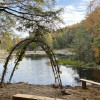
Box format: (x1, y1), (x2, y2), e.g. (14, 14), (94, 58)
(56, 0), (91, 27)
(14, 0), (91, 38)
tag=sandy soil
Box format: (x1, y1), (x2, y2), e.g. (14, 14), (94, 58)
(0, 83), (100, 100)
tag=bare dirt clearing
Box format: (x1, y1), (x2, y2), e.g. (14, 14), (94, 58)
(0, 83), (100, 100)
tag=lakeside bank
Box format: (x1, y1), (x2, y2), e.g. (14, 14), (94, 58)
(0, 49), (72, 61)
(0, 82), (100, 100)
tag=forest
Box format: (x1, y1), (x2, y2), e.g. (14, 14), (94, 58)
(0, 0), (100, 100)
(51, 3), (100, 66)
(0, 0), (100, 66)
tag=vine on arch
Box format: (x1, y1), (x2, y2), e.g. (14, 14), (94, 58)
(0, 38), (62, 88)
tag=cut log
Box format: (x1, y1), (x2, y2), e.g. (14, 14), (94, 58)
(80, 78), (100, 89)
(13, 94), (63, 100)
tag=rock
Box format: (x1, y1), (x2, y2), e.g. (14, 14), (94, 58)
(65, 89), (79, 95)
(61, 88), (70, 95)
(61, 88), (80, 95)
(51, 83), (60, 88)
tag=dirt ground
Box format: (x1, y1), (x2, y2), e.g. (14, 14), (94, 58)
(0, 83), (100, 100)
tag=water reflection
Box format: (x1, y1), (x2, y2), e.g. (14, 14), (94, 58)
(26, 54), (48, 60)
(72, 67), (100, 83)
(60, 65), (80, 86)
(0, 54), (100, 86)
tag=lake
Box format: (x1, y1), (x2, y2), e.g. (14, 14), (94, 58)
(0, 54), (100, 86)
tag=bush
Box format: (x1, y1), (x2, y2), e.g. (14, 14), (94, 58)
(57, 58), (84, 67)
(85, 62), (97, 67)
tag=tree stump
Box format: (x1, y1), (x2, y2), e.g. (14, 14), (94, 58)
(82, 81), (86, 89)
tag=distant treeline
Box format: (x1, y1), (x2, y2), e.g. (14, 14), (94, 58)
(53, 6), (100, 65)
(0, 4), (100, 65)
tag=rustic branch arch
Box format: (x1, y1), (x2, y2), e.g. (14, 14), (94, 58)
(0, 38), (62, 88)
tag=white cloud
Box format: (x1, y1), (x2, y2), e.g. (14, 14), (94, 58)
(13, 0), (89, 37)
(13, 29), (29, 38)
(77, 5), (87, 11)
(55, 0), (92, 28)
(0, 0), (3, 2)
(82, 0), (92, 2)
(59, 4), (86, 27)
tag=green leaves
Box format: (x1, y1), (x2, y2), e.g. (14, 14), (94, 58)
(34, 0), (44, 3)
(42, 33), (53, 48)
(16, 67), (18, 70)
(93, 37), (100, 49)
(33, 7), (43, 14)
(72, 22), (95, 63)
(53, 31), (69, 49)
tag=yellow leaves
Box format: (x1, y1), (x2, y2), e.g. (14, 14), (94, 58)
(93, 48), (99, 57)
(85, 6), (100, 64)
(93, 47), (100, 63)
(67, 23), (79, 29)
(85, 7), (100, 34)
(51, 33), (56, 38)
(87, 0), (100, 13)
(91, 32), (95, 38)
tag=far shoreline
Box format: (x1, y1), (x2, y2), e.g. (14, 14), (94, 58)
(0, 49), (73, 55)
(0, 49), (73, 60)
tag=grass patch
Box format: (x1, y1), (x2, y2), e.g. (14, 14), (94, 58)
(96, 65), (100, 69)
(65, 48), (75, 52)
(85, 62), (97, 67)
(57, 58), (99, 68)
(45, 61), (51, 66)
(57, 58), (84, 67)
(46, 58), (100, 69)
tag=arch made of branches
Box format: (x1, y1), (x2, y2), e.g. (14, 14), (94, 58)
(0, 38), (62, 88)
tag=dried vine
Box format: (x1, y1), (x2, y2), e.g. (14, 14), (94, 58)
(0, 38), (62, 88)
(9, 41), (31, 83)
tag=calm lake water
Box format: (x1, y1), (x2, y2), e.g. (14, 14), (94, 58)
(0, 54), (100, 86)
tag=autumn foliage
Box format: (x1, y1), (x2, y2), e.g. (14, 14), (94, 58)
(87, 0), (100, 13)
(85, 2), (100, 64)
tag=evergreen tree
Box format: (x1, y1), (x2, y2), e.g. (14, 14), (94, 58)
(72, 22), (95, 63)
